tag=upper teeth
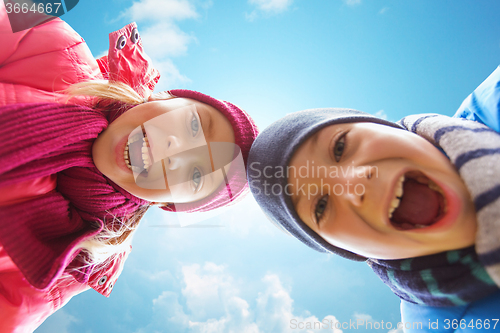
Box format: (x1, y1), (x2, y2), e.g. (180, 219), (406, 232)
(124, 134), (151, 171)
(389, 175), (405, 219)
(388, 174), (448, 224)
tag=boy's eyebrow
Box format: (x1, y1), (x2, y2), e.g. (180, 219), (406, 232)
(290, 136), (320, 221)
(291, 189), (300, 207)
(292, 192), (311, 226)
(290, 173), (309, 223)
(309, 131), (320, 148)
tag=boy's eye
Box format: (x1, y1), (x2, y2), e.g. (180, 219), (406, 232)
(191, 115), (200, 137)
(333, 135), (345, 162)
(314, 194), (329, 224)
(192, 167), (202, 190)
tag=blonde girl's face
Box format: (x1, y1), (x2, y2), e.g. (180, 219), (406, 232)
(92, 98), (235, 203)
(287, 122), (477, 260)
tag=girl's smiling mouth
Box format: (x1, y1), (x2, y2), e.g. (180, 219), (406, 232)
(125, 125), (153, 173)
(388, 170), (448, 231)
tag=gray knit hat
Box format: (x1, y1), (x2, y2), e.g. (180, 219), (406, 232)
(247, 108), (403, 261)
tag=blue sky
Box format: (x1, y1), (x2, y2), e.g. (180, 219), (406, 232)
(36, 0), (500, 332)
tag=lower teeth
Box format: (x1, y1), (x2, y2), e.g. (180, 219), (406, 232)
(125, 144), (132, 169)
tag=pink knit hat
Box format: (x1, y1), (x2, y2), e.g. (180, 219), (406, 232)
(160, 89), (259, 213)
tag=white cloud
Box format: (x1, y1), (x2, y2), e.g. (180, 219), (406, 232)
(379, 7), (389, 14)
(353, 312), (373, 322)
(143, 268), (176, 282)
(245, 11), (259, 22)
(139, 22), (196, 58)
(124, 0), (198, 22)
(246, 0), (293, 21)
(149, 57), (192, 90)
(35, 309), (78, 333)
(122, 0), (199, 58)
(375, 109), (388, 120)
(95, 50), (108, 59)
(388, 328), (404, 333)
(225, 196), (279, 238)
(182, 262), (237, 319)
(136, 263), (344, 333)
(343, 0), (361, 6)
(255, 274), (342, 333)
(249, 0), (293, 13)
(120, 0), (203, 89)
(135, 291), (190, 333)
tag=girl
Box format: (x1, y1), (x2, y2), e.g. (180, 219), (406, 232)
(247, 67), (500, 332)
(0, 7), (258, 333)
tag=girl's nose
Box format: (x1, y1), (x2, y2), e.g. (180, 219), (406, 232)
(163, 135), (184, 170)
(165, 135), (180, 152)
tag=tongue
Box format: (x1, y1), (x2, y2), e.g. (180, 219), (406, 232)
(392, 179), (440, 226)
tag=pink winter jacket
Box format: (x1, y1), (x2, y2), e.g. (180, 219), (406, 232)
(0, 4), (159, 332)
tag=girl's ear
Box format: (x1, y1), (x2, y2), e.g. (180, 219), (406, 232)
(148, 91), (175, 101)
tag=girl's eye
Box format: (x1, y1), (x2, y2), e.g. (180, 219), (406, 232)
(333, 135), (345, 162)
(191, 115), (200, 137)
(192, 168), (202, 190)
(314, 194), (329, 224)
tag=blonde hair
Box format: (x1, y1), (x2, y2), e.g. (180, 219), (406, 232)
(65, 80), (172, 267)
(76, 206), (149, 267)
(66, 80), (145, 106)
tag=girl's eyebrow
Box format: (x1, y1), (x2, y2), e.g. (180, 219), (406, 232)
(198, 109), (216, 170)
(198, 108), (215, 140)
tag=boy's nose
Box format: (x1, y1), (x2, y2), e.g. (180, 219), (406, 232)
(342, 186), (364, 207)
(352, 165), (374, 180)
(339, 165), (373, 207)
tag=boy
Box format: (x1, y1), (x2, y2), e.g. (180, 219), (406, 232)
(247, 67), (500, 332)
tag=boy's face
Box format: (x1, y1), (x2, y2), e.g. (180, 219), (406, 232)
(288, 122), (477, 259)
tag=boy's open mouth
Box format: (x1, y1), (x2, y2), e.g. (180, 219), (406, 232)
(388, 170), (447, 231)
(124, 125), (152, 173)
